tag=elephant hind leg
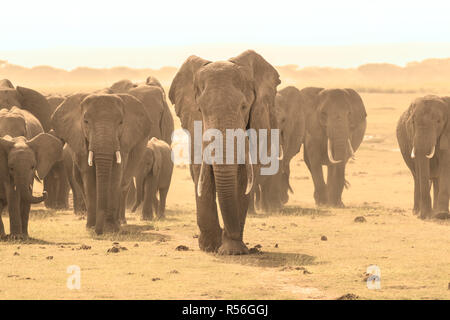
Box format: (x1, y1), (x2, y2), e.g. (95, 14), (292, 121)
(157, 187), (168, 219)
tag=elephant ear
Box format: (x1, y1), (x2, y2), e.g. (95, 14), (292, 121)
(16, 86), (53, 132)
(161, 99), (175, 144)
(405, 101), (417, 141)
(229, 50), (280, 132)
(27, 133), (64, 179)
(117, 94), (151, 153)
(439, 97), (450, 150)
(169, 55), (211, 131)
(344, 88), (367, 129)
(51, 93), (88, 154)
(0, 136), (15, 183)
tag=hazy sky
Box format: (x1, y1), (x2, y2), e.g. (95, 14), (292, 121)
(1, 0), (450, 69)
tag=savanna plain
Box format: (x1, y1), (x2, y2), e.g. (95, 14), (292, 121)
(0, 85), (449, 300)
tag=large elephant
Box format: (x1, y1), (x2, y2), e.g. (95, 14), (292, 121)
(397, 95), (450, 219)
(51, 93), (151, 234)
(169, 50), (280, 255)
(302, 87), (367, 207)
(131, 137), (173, 220)
(252, 86), (306, 212)
(0, 80), (67, 210)
(107, 76), (174, 144)
(0, 107), (63, 238)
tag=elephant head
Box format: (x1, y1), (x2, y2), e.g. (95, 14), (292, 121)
(169, 50), (280, 248)
(302, 87), (366, 164)
(406, 96), (449, 159)
(51, 93), (151, 234)
(0, 134), (63, 204)
(0, 80), (53, 131)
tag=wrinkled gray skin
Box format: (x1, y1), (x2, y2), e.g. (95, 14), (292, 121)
(0, 107), (63, 238)
(106, 77), (174, 216)
(106, 76), (174, 144)
(169, 50), (280, 255)
(131, 138), (173, 220)
(62, 144), (86, 214)
(51, 93), (151, 234)
(44, 95), (73, 210)
(250, 86), (306, 213)
(397, 95), (450, 219)
(302, 87), (367, 207)
(0, 80), (66, 211)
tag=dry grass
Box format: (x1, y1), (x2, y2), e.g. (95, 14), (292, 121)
(1, 92), (449, 300)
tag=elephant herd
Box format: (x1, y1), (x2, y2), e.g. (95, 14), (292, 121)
(0, 50), (448, 255)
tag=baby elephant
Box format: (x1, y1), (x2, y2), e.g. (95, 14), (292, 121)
(132, 138), (173, 220)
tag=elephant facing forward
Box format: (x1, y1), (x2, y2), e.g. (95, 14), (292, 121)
(302, 87), (367, 207)
(169, 50), (280, 255)
(397, 95), (450, 219)
(51, 94), (151, 234)
(0, 107), (63, 238)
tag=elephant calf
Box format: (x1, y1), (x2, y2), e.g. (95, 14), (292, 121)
(397, 95), (450, 219)
(132, 138), (173, 220)
(0, 107), (63, 238)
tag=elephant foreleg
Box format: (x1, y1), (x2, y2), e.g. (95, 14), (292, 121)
(304, 142), (327, 205)
(327, 164), (346, 207)
(20, 201), (30, 237)
(82, 168), (96, 228)
(191, 164), (222, 252)
(6, 184), (22, 236)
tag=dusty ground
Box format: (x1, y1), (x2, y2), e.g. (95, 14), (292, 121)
(0, 92), (449, 300)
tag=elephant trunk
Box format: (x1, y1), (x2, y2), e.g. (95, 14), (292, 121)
(213, 163), (241, 240)
(94, 153), (113, 234)
(416, 155), (432, 217)
(16, 173), (47, 204)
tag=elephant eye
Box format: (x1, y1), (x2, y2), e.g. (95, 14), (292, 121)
(119, 121), (123, 125)
(84, 119), (88, 124)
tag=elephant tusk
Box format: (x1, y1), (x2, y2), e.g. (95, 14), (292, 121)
(278, 144), (284, 161)
(245, 153), (254, 195)
(411, 147), (416, 159)
(88, 151), (93, 166)
(347, 139), (356, 160)
(197, 163), (205, 197)
(116, 151), (122, 164)
(426, 145), (435, 159)
(327, 139), (342, 164)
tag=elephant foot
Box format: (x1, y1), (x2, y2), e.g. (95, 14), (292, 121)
(8, 233), (27, 241)
(141, 215), (154, 221)
(198, 230), (222, 252)
(433, 212), (450, 220)
(119, 218), (127, 225)
(156, 214), (165, 221)
(217, 238), (249, 255)
(104, 221), (120, 233)
(412, 208), (419, 215)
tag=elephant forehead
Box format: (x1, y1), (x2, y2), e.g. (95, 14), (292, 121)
(197, 61), (242, 85)
(82, 95), (123, 117)
(8, 143), (35, 164)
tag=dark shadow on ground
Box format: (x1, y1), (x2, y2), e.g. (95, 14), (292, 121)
(217, 251), (321, 268)
(92, 224), (171, 242)
(249, 205), (331, 218)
